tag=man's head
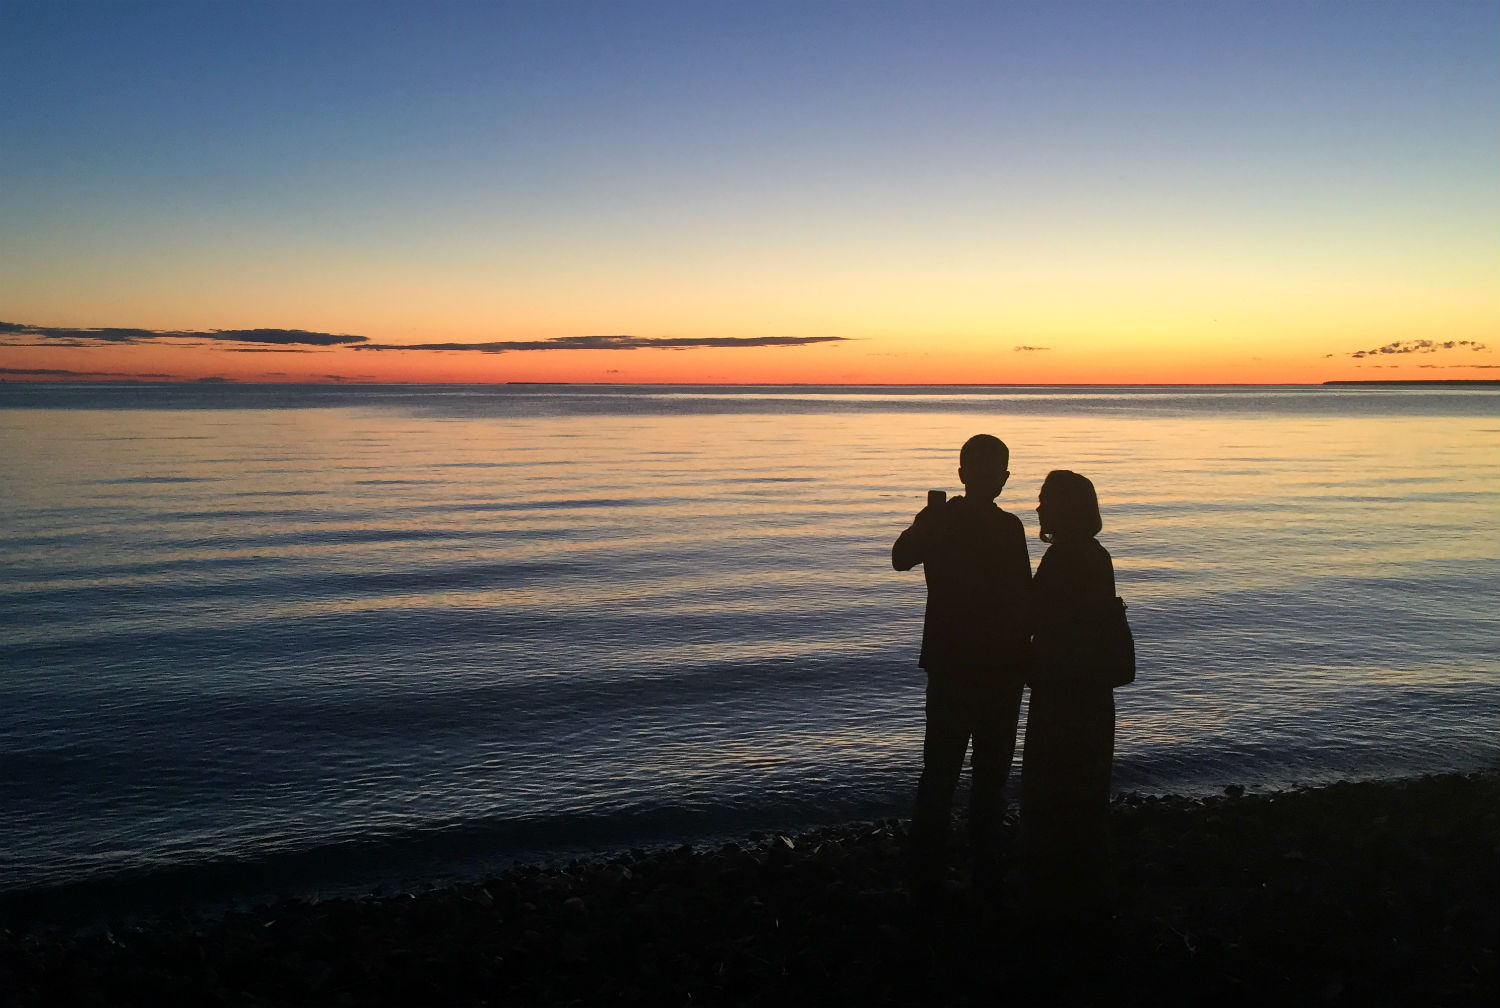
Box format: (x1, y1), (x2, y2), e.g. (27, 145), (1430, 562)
(959, 434), (1009, 502)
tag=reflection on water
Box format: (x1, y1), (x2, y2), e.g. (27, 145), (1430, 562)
(0, 384), (1497, 896)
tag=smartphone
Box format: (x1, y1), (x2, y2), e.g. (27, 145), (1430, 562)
(927, 489), (947, 508)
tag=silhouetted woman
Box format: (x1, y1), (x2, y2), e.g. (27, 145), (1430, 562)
(1021, 469), (1117, 930)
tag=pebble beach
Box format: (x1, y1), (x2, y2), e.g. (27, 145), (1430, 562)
(3, 771), (1495, 1006)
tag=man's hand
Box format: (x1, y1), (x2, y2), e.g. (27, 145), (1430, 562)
(913, 503), (943, 529)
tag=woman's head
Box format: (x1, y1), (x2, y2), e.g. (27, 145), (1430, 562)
(1037, 469), (1102, 543)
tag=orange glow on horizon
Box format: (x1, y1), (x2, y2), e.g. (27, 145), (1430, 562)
(3, 333), (1497, 386)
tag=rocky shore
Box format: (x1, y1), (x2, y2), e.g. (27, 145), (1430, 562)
(3, 771), (1496, 1006)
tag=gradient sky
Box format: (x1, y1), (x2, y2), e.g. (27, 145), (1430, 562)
(2, 0), (1496, 384)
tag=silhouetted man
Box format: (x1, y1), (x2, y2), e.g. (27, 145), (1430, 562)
(892, 434), (1032, 897)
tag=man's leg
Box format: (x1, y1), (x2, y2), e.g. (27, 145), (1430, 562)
(969, 672), (1024, 888)
(909, 667), (969, 892)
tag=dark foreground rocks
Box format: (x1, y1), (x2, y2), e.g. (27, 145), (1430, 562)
(3, 772), (1496, 1006)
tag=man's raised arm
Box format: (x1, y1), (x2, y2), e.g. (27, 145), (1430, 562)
(892, 514), (930, 571)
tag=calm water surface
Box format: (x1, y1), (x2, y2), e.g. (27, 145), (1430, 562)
(2, 383), (1497, 913)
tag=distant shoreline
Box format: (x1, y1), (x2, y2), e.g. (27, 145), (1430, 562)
(1322, 378), (1500, 386)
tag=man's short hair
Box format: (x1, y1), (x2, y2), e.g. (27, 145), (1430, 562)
(960, 434), (1009, 469)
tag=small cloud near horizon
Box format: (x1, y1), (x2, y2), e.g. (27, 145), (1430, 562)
(1, 366), (92, 377)
(0, 366), (173, 379)
(1344, 339), (1487, 359)
(1013, 345), (1051, 352)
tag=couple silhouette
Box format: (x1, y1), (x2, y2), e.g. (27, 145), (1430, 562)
(893, 434), (1118, 927)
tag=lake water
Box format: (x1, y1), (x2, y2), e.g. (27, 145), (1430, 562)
(2, 383), (1497, 917)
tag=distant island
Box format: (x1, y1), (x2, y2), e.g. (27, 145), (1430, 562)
(1324, 379), (1500, 386)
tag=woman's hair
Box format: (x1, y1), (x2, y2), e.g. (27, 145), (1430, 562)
(1040, 469), (1103, 542)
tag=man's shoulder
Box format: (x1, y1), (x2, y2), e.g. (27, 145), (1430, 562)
(950, 498), (1026, 540)
(952, 496), (1019, 517)
(990, 506), (1025, 533)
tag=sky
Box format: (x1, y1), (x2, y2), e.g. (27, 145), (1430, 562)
(1, 0), (1496, 385)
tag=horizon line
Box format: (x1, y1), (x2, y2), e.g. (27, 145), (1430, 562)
(4, 378), (1497, 389)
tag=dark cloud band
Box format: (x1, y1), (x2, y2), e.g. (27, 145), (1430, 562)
(1, 322), (847, 354)
(0, 322), (366, 347)
(354, 334), (849, 353)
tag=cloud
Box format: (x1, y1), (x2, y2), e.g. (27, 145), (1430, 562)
(354, 335), (850, 353)
(1347, 339), (1488, 359)
(0, 366), (172, 378)
(0, 321), (367, 347)
(2, 321), (848, 354)
(1, 325), (158, 344)
(2, 341), (111, 347)
(216, 329), (365, 346)
(1, 366), (88, 376)
(1013, 345), (1051, 352)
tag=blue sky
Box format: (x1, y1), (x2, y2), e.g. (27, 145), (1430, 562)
(2, 1), (1496, 383)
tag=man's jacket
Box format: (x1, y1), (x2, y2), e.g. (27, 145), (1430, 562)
(893, 495), (1032, 671)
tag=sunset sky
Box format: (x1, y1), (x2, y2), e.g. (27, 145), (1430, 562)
(2, 0), (1496, 385)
